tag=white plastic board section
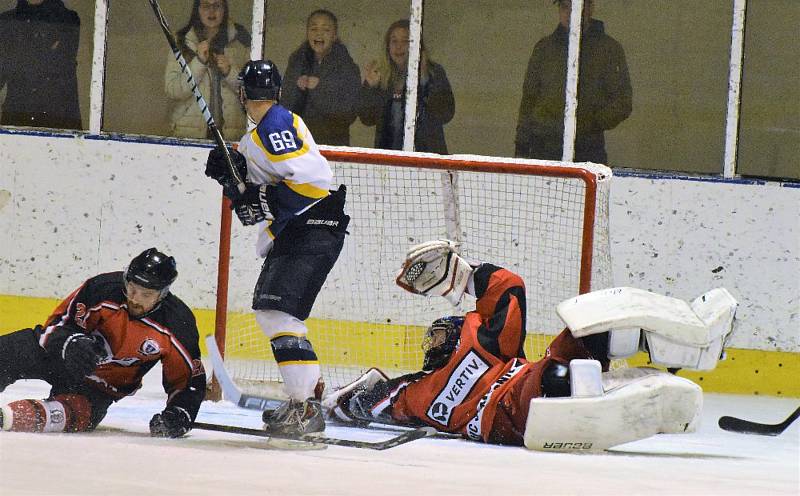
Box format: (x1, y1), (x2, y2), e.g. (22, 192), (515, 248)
(0, 133), (797, 351)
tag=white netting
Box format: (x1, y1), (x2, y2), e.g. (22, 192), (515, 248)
(218, 150), (612, 395)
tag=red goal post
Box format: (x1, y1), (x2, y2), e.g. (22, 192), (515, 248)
(211, 148), (612, 398)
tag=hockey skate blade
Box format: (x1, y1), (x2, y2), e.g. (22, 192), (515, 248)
(264, 436), (327, 451)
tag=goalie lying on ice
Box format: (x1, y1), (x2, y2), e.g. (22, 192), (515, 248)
(324, 240), (738, 451)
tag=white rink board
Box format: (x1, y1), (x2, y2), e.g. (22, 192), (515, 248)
(0, 131), (797, 351)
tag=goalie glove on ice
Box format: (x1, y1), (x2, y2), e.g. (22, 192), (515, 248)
(150, 405), (192, 438)
(396, 239), (473, 306)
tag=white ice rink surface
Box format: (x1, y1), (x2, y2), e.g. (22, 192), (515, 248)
(1, 368), (797, 496)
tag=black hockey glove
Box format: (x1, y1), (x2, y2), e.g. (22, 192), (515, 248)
(230, 183), (272, 226)
(205, 146), (247, 186)
(62, 333), (104, 380)
(149, 405), (192, 438)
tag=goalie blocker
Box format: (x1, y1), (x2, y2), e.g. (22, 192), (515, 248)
(326, 240), (737, 451)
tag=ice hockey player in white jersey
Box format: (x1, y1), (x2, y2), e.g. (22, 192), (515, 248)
(205, 59), (349, 437)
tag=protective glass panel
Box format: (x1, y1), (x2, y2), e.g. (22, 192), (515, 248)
(262, 1), (411, 148)
(104, 0), (253, 139)
(0, 0), (93, 131)
(737, 0), (800, 180)
(599, 0), (731, 171)
(423, 0), (559, 159)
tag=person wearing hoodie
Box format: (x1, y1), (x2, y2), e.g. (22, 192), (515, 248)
(0, 0), (81, 130)
(281, 9), (360, 146)
(164, 0), (250, 140)
(515, 0), (632, 165)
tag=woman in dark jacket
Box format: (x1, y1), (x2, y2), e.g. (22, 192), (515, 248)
(281, 9), (360, 146)
(359, 19), (455, 154)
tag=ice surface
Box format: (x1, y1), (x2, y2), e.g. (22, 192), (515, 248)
(1, 365), (797, 496)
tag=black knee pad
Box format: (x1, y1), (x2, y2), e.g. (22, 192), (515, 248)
(270, 335), (318, 364)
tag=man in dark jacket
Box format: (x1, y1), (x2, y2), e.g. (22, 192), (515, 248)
(0, 0), (82, 130)
(515, 0), (631, 164)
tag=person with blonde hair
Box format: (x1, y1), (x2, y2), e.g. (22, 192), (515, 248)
(359, 19), (454, 154)
(164, 0), (250, 139)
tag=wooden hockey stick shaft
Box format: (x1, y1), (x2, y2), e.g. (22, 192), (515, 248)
(146, 0), (245, 193)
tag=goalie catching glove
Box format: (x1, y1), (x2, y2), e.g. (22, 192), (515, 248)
(149, 405), (192, 438)
(396, 239), (473, 306)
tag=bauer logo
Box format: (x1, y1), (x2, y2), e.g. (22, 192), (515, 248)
(426, 350), (490, 426)
(542, 442), (593, 450)
(139, 338), (161, 356)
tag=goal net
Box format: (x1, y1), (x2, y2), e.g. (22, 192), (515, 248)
(212, 148), (612, 398)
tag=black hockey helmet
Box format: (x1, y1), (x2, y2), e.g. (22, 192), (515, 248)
(238, 59), (281, 101)
(124, 248), (178, 296)
(421, 316), (464, 371)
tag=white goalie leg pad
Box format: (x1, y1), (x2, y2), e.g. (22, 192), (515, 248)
(523, 367), (702, 452)
(556, 287), (738, 370)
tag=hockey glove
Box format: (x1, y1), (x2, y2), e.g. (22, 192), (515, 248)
(230, 183), (273, 226)
(205, 146), (247, 186)
(62, 333), (104, 380)
(396, 239), (473, 306)
(149, 405), (192, 438)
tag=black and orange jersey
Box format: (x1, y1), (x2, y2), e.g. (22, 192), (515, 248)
(36, 271), (205, 420)
(385, 264), (536, 442)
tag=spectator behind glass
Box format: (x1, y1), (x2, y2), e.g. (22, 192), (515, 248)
(0, 0), (81, 130)
(359, 19), (455, 154)
(281, 9), (360, 146)
(515, 0), (631, 164)
(165, 0), (250, 140)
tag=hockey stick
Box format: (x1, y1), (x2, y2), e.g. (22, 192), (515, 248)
(146, 0), (245, 193)
(193, 421), (436, 450)
(205, 336), (458, 437)
(205, 335), (285, 411)
(718, 406), (800, 436)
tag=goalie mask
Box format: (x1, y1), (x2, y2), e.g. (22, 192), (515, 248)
(421, 316), (464, 371)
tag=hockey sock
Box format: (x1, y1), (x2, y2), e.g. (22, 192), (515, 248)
(1, 394), (92, 433)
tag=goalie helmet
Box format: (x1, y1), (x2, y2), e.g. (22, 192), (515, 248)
(421, 316), (464, 371)
(238, 59), (282, 101)
(123, 248), (178, 299)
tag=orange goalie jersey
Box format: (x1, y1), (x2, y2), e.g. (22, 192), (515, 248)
(366, 263), (598, 445)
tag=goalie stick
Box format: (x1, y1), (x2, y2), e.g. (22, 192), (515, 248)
(718, 406), (800, 436)
(193, 421), (436, 450)
(146, 0), (245, 194)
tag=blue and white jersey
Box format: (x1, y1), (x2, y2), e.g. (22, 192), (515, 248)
(237, 104), (333, 256)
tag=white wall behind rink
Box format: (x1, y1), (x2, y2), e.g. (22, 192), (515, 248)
(0, 132), (797, 352)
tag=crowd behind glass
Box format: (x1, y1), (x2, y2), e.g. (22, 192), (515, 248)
(0, 0), (797, 180)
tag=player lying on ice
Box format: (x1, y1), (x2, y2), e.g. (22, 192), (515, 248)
(0, 248), (205, 438)
(324, 240), (738, 451)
